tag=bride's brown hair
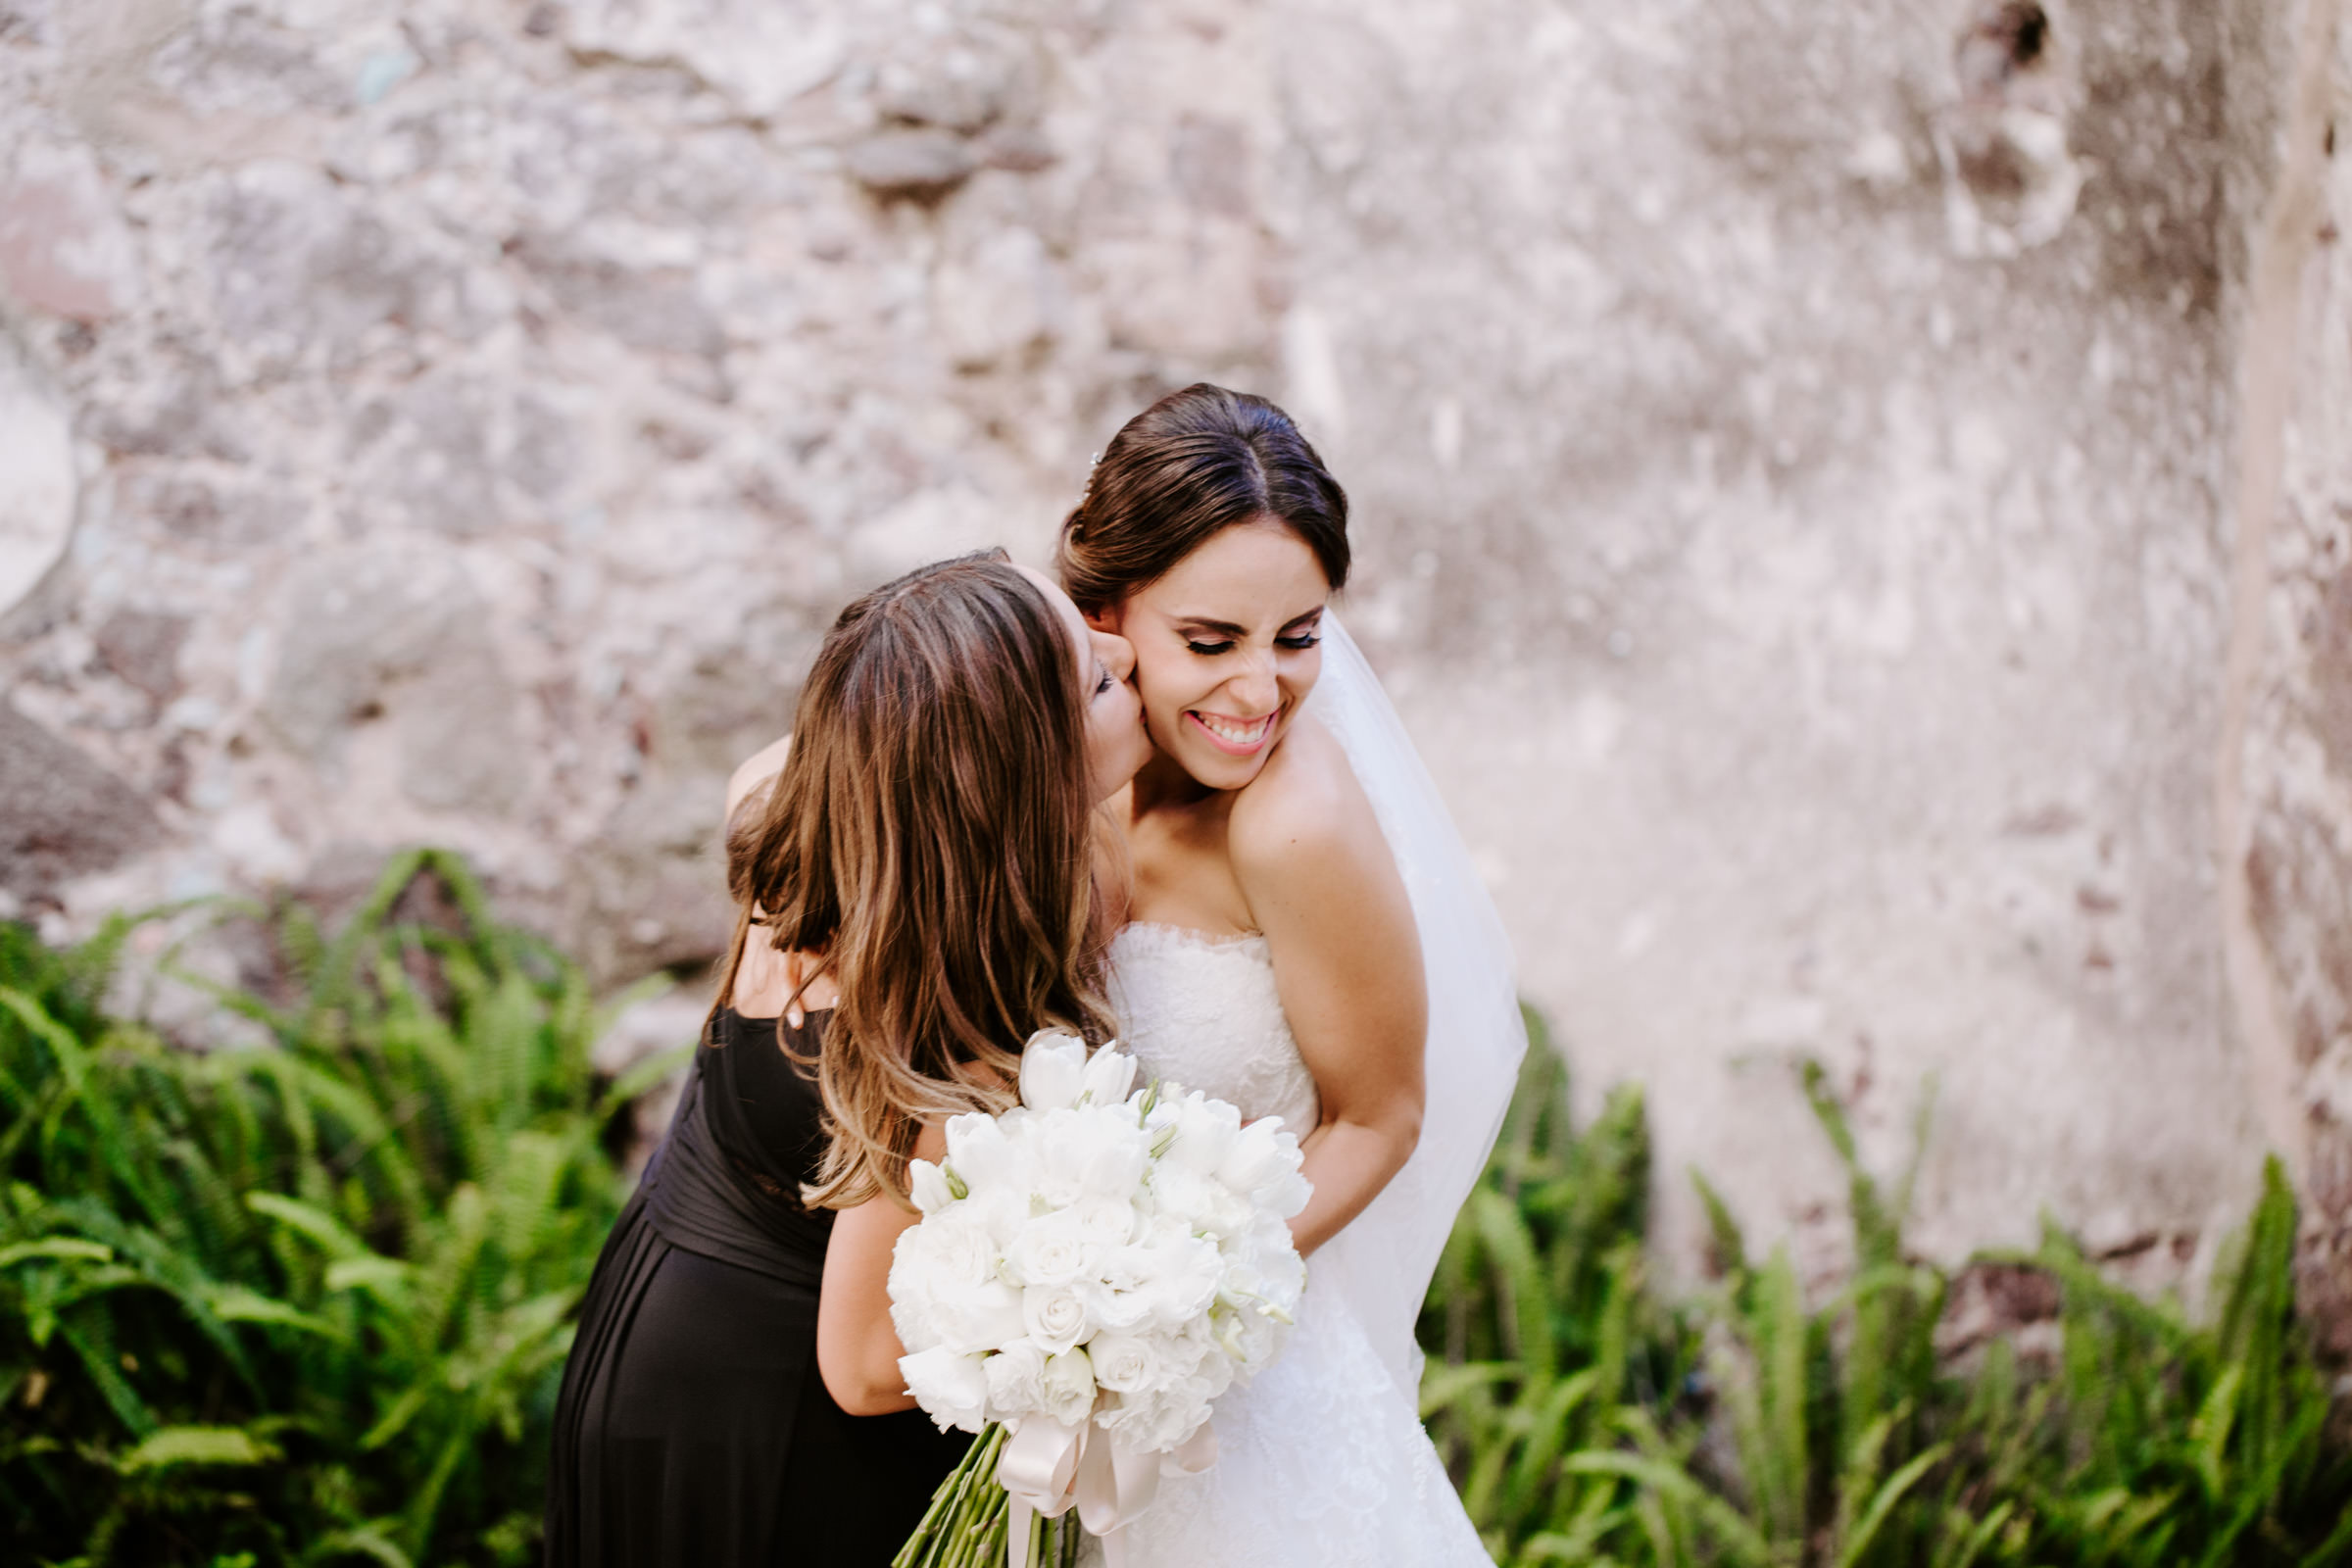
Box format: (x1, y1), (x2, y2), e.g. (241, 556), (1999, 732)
(1057, 382), (1349, 613)
(718, 552), (1115, 1209)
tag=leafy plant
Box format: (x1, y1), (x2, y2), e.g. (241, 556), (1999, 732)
(7, 859), (2346, 1566)
(1417, 1018), (2352, 1566)
(0, 851), (686, 1567)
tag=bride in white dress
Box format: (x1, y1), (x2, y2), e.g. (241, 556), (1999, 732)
(1061, 385), (1526, 1566)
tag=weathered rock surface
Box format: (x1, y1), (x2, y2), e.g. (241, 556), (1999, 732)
(0, 332), (76, 620)
(0, 701), (161, 895)
(2223, 0), (2352, 1351)
(0, 0), (2343, 1299)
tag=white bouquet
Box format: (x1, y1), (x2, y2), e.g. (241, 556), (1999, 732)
(889, 1032), (1309, 1568)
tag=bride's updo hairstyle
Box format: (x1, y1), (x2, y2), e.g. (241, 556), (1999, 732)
(721, 551), (1115, 1209)
(1057, 382), (1350, 613)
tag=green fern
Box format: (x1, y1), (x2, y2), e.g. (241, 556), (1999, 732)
(1418, 1033), (2352, 1566)
(0, 855), (661, 1566)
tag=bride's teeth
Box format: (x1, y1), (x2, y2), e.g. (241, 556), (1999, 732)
(1199, 712), (1269, 745)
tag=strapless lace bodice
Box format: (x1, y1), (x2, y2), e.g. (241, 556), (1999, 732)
(1096, 921), (1493, 1567)
(1104, 924), (1319, 1132)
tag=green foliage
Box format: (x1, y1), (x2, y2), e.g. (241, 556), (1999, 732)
(0, 851), (681, 1567)
(1418, 1013), (2352, 1566)
(7, 861), (2347, 1566)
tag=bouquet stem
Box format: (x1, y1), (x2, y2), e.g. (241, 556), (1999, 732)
(897, 1425), (1088, 1568)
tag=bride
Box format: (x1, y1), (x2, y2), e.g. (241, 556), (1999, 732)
(1060, 384), (1525, 1565)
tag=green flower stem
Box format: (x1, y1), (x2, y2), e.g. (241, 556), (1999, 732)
(900, 1423), (1011, 1568)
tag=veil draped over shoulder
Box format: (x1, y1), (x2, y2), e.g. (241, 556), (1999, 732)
(1300, 614), (1527, 1395)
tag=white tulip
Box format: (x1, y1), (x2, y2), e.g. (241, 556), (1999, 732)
(944, 1111), (1022, 1190)
(1164, 1091), (1241, 1174)
(906, 1158), (956, 1215)
(1077, 1044), (1138, 1105)
(1216, 1118), (1295, 1194)
(1018, 1033), (1090, 1111)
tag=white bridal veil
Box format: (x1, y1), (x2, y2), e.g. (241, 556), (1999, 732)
(1301, 614), (1528, 1395)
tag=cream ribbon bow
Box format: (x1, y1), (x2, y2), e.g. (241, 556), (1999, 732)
(996, 1416), (1218, 1567)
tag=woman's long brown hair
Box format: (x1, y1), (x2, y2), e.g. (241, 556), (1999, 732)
(714, 552), (1114, 1209)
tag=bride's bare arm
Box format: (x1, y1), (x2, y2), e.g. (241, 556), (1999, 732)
(813, 1120), (946, 1415)
(1229, 724), (1427, 1257)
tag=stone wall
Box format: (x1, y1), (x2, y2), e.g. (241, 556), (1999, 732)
(0, 0), (2343, 1292)
(2223, 0), (2352, 1350)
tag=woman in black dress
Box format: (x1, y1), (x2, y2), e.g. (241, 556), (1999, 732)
(545, 553), (1151, 1566)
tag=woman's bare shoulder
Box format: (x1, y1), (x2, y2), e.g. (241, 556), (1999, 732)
(726, 733), (792, 821)
(1226, 712), (1380, 874)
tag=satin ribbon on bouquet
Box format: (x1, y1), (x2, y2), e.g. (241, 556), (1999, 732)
(996, 1417), (1218, 1568)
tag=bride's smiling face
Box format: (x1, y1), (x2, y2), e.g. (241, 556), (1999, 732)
(1090, 521), (1330, 793)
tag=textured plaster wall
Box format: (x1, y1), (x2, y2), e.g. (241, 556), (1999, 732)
(2225, 0), (2352, 1350)
(0, 0), (2342, 1291)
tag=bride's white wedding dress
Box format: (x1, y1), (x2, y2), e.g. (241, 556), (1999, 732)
(1095, 922), (1494, 1567)
(1085, 616), (1525, 1566)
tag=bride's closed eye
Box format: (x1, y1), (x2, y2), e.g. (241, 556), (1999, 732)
(1183, 630), (1323, 657)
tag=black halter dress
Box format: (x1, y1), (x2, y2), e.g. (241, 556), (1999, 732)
(544, 1007), (962, 1566)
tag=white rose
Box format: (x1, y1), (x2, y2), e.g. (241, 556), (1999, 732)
(1069, 1194), (1141, 1248)
(1023, 1282), (1095, 1356)
(1008, 1214), (1095, 1289)
(1039, 1348), (1098, 1425)
(900, 1347), (991, 1433)
(983, 1339), (1049, 1420)
(1018, 1034), (1089, 1111)
(906, 1158), (956, 1215)
(1085, 1332), (1161, 1396)
(1078, 1045), (1138, 1106)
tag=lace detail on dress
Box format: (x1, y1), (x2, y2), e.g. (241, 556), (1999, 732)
(1105, 925), (1319, 1133)
(1093, 924), (1493, 1567)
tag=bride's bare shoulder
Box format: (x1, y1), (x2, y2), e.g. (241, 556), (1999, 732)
(1226, 712), (1379, 870)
